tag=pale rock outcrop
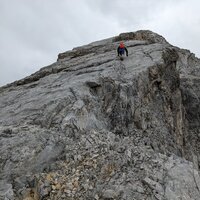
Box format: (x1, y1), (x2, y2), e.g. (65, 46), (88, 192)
(0, 30), (200, 199)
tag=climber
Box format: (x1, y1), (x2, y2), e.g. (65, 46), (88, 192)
(117, 42), (128, 60)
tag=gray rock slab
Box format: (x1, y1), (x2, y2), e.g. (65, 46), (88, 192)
(0, 30), (199, 199)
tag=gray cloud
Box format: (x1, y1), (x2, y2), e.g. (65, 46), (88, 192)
(0, 0), (199, 86)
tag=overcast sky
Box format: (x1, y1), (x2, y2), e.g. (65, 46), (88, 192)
(0, 0), (200, 86)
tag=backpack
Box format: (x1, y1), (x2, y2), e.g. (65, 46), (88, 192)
(119, 42), (125, 48)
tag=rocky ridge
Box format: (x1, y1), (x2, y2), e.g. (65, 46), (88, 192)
(0, 30), (200, 199)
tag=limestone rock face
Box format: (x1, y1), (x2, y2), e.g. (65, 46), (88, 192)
(0, 30), (200, 199)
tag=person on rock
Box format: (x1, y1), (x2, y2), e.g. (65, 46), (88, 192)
(117, 42), (128, 59)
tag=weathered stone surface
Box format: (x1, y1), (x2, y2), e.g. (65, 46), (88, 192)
(0, 30), (200, 199)
(0, 181), (14, 200)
